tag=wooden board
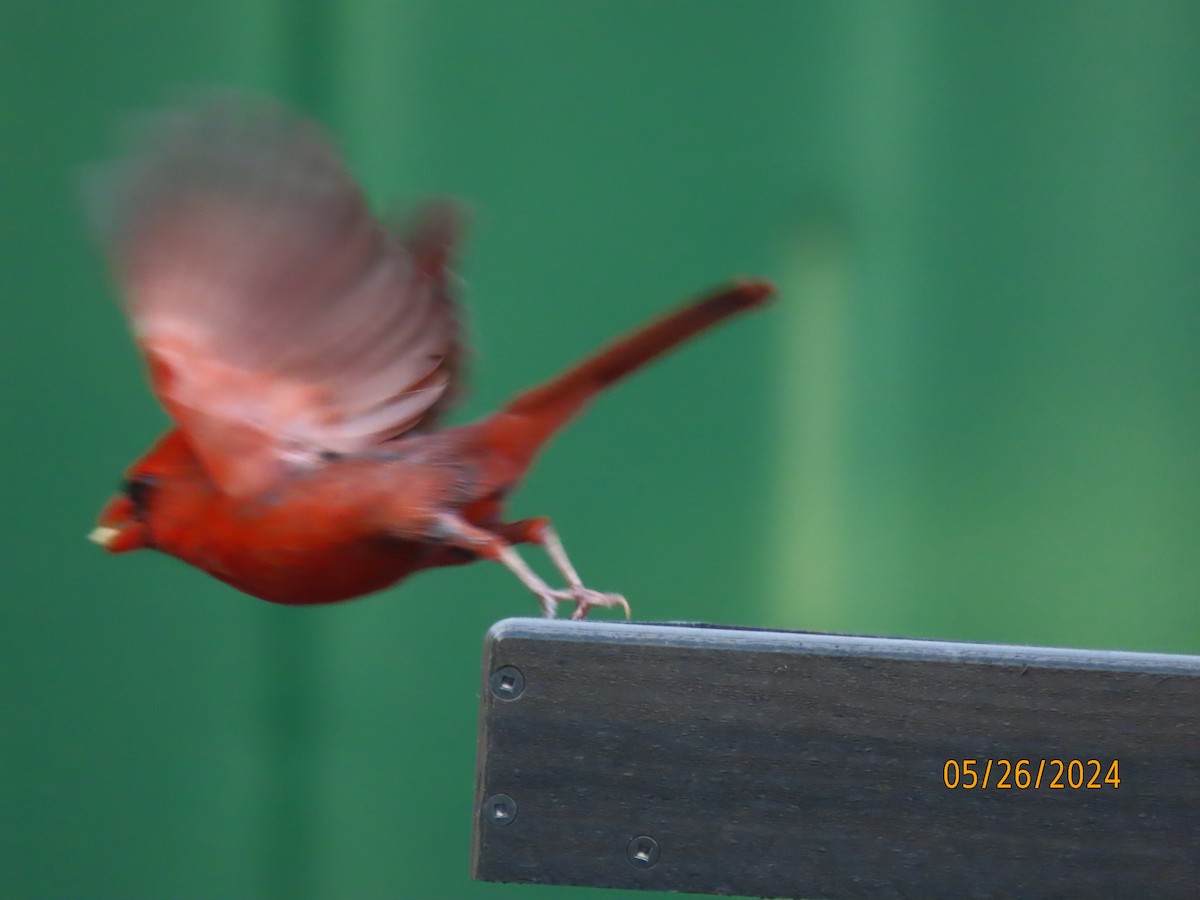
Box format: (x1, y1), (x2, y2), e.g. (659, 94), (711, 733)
(471, 619), (1200, 898)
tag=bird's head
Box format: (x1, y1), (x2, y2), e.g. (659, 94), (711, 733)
(89, 429), (203, 554)
(90, 480), (154, 553)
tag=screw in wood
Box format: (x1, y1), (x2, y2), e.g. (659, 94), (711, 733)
(489, 665), (525, 701)
(483, 793), (517, 826)
(627, 835), (660, 868)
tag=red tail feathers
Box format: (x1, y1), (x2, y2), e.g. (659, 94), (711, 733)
(482, 280), (775, 469)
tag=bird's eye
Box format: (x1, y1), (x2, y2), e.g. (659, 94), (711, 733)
(121, 474), (157, 517)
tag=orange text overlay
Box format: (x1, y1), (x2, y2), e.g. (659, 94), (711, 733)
(943, 759), (1120, 790)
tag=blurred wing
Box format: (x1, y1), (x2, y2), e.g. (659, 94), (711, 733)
(89, 95), (465, 497)
(391, 200), (468, 431)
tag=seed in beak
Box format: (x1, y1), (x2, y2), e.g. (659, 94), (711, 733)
(89, 526), (120, 548)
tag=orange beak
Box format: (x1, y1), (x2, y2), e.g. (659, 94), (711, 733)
(89, 494), (149, 553)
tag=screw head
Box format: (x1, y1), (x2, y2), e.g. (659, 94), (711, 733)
(489, 665), (525, 701)
(627, 835), (660, 868)
(483, 793), (517, 826)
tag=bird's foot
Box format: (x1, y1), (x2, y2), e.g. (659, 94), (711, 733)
(568, 586), (630, 621)
(538, 586), (630, 620)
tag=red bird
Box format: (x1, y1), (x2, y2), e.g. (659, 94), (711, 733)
(88, 97), (774, 619)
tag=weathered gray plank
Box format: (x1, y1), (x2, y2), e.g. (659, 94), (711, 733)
(471, 619), (1200, 898)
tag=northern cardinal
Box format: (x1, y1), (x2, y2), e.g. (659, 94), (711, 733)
(87, 96), (774, 618)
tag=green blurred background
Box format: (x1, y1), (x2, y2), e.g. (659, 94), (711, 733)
(3, 1), (1197, 897)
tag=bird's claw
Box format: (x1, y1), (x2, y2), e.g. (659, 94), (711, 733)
(569, 587), (629, 621)
(539, 586), (630, 620)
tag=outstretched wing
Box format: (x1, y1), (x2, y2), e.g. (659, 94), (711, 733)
(89, 94), (465, 497)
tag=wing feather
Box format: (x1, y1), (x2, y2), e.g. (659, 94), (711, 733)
(89, 94), (466, 496)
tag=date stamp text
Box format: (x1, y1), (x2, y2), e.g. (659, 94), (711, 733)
(943, 758), (1120, 790)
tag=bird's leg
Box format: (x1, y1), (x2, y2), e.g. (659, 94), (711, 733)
(432, 513), (628, 619)
(495, 518), (629, 620)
